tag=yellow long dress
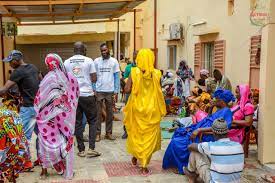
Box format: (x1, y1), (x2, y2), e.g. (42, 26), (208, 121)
(123, 49), (166, 168)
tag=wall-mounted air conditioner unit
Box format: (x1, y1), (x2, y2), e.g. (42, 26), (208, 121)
(169, 23), (184, 40)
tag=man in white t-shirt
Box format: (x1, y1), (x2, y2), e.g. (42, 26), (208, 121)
(94, 43), (120, 142)
(64, 42), (101, 158)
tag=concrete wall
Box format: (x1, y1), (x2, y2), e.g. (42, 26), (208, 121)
(138, 0), (262, 89)
(17, 41), (102, 74)
(258, 0), (275, 164)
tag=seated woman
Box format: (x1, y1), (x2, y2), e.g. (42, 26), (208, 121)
(162, 71), (174, 96)
(228, 84), (254, 144)
(187, 86), (212, 113)
(162, 72), (177, 114)
(0, 106), (32, 182)
(162, 88), (235, 174)
(172, 103), (208, 130)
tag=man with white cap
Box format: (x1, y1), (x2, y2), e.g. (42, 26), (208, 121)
(185, 118), (244, 183)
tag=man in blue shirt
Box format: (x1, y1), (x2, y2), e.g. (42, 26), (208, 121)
(185, 118), (244, 183)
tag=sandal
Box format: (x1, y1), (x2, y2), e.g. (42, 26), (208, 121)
(86, 149), (101, 158)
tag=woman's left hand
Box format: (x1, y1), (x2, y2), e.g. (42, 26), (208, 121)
(191, 129), (199, 140)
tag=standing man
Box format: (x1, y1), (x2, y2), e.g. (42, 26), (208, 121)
(94, 43), (120, 142)
(213, 69), (232, 91)
(64, 42), (101, 158)
(0, 50), (40, 142)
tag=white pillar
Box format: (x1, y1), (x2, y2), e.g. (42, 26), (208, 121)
(258, 0), (275, 164)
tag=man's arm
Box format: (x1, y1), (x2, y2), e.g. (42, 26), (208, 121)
(113, 59), (121, 94)
(91, 73), (97, 83)
(0, 80), (16, 95)
(89, 59), (97, 91)
(114, 72), (120, 94)
(124, 75), (132, 94)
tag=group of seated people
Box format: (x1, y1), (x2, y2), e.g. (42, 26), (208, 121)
(162, 69), (259, 182)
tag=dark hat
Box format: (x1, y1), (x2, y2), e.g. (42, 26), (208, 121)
(212, 118), (228, 135)
(3, 50), (23, 62)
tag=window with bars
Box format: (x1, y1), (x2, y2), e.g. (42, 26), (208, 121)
(167, 45), (177, 70)
(203, 42), (214, 76)
(194, 40), (226, 79)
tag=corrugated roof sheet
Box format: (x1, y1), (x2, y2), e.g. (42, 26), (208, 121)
(0, 0), (145, 24)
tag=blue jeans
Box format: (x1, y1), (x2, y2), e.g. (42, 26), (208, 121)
(19, 106), (36, 141)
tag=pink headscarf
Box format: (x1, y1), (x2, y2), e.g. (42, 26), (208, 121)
(237, 84), (251, 111)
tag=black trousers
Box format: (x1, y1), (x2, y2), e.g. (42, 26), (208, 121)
(75, 96), (97, 152)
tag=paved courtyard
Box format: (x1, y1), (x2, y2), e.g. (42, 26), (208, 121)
(18, 114), (274, 183)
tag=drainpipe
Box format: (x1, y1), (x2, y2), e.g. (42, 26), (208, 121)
(134, 9), (137, 52)
(154, 0), (157, 67)
(0, 15), (6, 83)
(13, 24), (16, 50)
(117, 19), (120, 60)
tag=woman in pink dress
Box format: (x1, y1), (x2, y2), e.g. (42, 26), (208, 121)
(228, 84), (254, 143)
(34, 53), (79, 179)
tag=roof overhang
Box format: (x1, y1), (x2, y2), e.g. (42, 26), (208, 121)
(193, 28), (220, 36)
(0, 0), (145, 25)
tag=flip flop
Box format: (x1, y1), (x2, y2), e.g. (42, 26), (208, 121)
(86, 151), (102, 158)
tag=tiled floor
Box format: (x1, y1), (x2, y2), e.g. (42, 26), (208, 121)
(17, 115), (274, 183)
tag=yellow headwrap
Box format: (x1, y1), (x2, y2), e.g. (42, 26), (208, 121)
(136, 49), (155, 78)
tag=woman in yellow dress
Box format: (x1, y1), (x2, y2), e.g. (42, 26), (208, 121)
(124, 49), (166, 175)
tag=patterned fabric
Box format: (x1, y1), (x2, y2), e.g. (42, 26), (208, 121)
(34, 53), (79, 179)
(228, 84), (254, 144)
(0, 107), (30, 181)
(174, 76), (185, 99)
(177, 60), (193, 82)
(177, 61), (193, 97)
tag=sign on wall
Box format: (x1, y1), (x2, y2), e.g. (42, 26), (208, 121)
(250, 0), (270, 26)
(1, 22), (17, 36)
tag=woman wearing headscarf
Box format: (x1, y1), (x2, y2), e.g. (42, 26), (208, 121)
(162, 88), (235, 174)
(174, 72), (185, 99)
(161, 71), (174, 97)
(0, 106), (32, 182)
(228, 84), (254, 144)
(124, 49), (166, 175)
(199, 69), (217, 95)
(34, 53), (79, 179)
(176, 60), (194, 98)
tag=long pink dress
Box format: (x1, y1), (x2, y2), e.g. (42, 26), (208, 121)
(228, 85), (254, 143)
